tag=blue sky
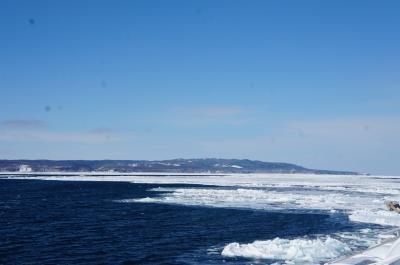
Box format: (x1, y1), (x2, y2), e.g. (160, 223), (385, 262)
(1, 0), (400, 174)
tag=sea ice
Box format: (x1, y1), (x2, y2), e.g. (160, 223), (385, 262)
(5, 173), (400, 264)
(221, 236), (351, 264)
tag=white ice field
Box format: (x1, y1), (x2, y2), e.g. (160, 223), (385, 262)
(4, 173), (400, 264)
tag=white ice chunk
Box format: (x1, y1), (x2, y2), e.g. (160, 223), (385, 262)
(222, 236), (351, 264)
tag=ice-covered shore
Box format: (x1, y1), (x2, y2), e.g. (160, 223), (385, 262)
(4, 173), (400, 264)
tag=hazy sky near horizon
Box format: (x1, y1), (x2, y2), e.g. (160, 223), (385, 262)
(1, 0), (400, 175)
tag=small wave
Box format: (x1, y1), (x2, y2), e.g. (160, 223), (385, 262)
(116, 197), (159, 203)
(221, 236), (351, 264)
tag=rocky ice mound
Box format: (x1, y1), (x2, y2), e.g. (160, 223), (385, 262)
(222, 236), (351, 264)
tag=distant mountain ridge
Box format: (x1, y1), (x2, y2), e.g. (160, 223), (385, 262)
(0, 159), (359, 175)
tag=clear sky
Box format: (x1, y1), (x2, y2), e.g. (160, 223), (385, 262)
(1, 0), (400, 175)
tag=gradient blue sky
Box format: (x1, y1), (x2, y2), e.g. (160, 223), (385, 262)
(1, 0), (400, 174)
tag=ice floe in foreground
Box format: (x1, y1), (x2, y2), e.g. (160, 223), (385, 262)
(222, 236), (350, 264)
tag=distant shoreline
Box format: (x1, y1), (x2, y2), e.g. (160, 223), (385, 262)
(0, 158), (360, 175)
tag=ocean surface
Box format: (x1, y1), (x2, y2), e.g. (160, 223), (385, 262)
(0, 178), (389, 265)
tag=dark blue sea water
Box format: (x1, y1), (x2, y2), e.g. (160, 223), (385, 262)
(0, 179), (372, 265)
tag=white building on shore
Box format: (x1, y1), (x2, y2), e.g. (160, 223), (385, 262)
(19, 165), (32, 172)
